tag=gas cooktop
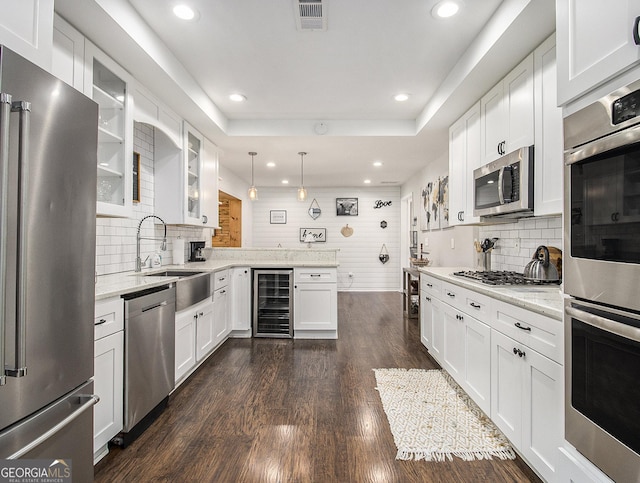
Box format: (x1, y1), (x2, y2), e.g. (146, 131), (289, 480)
(452, 270), (560, 286)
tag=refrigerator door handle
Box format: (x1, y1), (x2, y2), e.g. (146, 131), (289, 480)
(5, 100), (30, 378)
(0, 93), (11, 386)
(7, 394), (99, 459)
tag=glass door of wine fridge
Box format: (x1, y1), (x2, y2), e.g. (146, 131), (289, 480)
(253, 269), (294, 338)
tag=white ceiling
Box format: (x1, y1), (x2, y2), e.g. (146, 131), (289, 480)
(54, 0), (556, 188)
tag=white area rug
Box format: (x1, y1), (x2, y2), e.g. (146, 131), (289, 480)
(374, 368), (515, 462)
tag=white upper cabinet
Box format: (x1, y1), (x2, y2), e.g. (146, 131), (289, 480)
(0, 0), (53, 70)
(155, 122), (219, 227)
(132, 83), (181, 148)
(84, 41), (134, 218)
(480, 54), (534, 164)
(448, 102), (481, 225)
(534, 34), (563, 216)
(51, 14), (84, 91)
(556, 0), (640, 106)
(201, 137), (220, 229)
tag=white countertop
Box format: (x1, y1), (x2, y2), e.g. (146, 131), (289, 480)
(95, 260), (339, 301)
(418, 267), (564, 321)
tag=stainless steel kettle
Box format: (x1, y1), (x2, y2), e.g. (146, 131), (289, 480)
(523, 245), (560, 282)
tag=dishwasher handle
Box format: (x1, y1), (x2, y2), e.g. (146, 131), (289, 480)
(142, 300), (168, 313)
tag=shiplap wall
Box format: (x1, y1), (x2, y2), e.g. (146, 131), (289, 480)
(251, 187), (401, 291)
(95, 123), (212, 275)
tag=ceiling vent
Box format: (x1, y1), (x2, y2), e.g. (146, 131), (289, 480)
(294, 0), (327, 31)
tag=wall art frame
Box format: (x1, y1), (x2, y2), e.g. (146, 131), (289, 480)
(299, 227), (327, 243)
(336, 197), (358, 216)
(270, 210), (287, 224)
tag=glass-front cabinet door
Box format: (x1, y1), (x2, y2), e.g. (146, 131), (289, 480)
(185, 126), (202, 224)
(84, 41), (133, 217)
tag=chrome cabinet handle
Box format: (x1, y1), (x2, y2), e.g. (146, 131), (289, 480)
(426, 283), (433, 288)
(425, 296), (431, 302)
(634, 16), (640, 45)
(512, 347), (525, 358)
(202, 215), (208, 224)
(470, 302), (481, 309)
(514, 322), (531, 331)
(0, 93), (11, 386)
(95, 318), (107, 326)
(6, 100), (30, 379)
(456, 314), (464, 321)
(446, 292), (455, 298)
(498, 166), (505, 205)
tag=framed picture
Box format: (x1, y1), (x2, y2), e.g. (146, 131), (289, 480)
(270, 210), (287, 224)
(336, 197), (358, 216)
(132, 152), (141, 203)
(299, 228), (326, 243)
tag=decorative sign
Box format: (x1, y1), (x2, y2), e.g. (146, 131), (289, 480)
(373, 200), (392, 209)
(308, 198), (321, 219)
(380, 220), (387, 229)
(270, 210), (287, 224)
(299, 228), (326, 243)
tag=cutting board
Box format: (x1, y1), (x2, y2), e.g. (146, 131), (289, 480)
(544, 246), (562, 279)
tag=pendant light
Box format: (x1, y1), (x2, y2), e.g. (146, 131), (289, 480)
(248, 152), (258, 201)
(297, 151), (307, 202)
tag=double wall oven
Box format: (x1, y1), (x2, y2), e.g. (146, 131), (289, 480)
(564, 78), (640, 483)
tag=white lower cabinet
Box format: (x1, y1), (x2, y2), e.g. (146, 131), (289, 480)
(175, 306), (197, 384)
(293, 268), (338, 339)
(557, 446), (615, 483)
(420, 272), (563, 481)
(195, 299), (215, 361)
(230, 267), (251, 337)
(491, 328), (563, 483)
(442, 302), (491, 415)
(213, 285), (229, 346)
(93, 297), (124, 463)
(430, 297), (445, 363)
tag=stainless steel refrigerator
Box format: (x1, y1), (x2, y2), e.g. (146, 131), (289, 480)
(0, 46), (99, 481)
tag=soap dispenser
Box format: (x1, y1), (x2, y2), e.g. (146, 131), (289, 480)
(151, 252), (162, 268)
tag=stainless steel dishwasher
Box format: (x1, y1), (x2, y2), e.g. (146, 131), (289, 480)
(115, 284), (176, 447)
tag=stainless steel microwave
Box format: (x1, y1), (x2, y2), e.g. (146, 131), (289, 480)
(473, 146), (534, 217)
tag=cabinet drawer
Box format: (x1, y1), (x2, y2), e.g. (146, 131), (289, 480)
(294, 267), (337, 283)
(420, 274), (441, 298)
(213, 269), (229, 291)
(441, 282), (492, 320)
(492, 299), (563, 364)
(94, 297), (124, 341)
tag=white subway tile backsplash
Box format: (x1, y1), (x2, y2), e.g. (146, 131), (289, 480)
(479, 214), (562, 272)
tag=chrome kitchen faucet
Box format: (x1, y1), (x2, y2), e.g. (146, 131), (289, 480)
(135, 215), (167, 272)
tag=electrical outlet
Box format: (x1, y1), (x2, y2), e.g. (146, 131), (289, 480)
(450, 238), (455, 249)
(348, 272), (354, 278)
(424, 237), (429, 247)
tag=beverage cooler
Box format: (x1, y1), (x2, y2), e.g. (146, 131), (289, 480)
(253, 269), (293, 337)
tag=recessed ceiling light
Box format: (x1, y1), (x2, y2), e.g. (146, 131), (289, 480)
(267, 162), (276, 168)
(364, 179), (372, 184)
(432, 1), (461, 19)
(373, 161), (383, 167)
(281, 179), (289, 184)
(229, 93), (246, 102)
(173, 4), (196, 20)
(394, 93), (410, 102)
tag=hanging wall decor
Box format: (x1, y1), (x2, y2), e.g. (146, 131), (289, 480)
(336, 197), (358, 216)
(299, 228), (326, 243)
(340, 224), (354, 237)
(373, 200), (392, 209)
(379, 244), (389, 264)
(308, 198), (321, 219)
(380, 220), (387, 229)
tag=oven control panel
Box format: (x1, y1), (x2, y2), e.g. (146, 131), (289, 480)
(612, 89), (640, 125)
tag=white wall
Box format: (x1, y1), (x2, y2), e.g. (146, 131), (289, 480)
(251, 187), (400, 292)
(400, 151), (478, 268)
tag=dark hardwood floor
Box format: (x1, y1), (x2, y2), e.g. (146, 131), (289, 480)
(95, 292), (541, 482)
